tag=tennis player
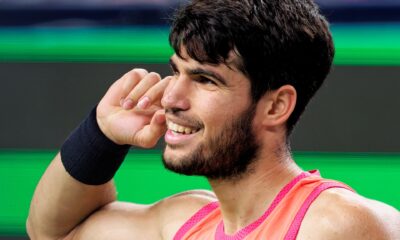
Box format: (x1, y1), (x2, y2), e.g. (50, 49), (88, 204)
(27, 0), (400, 239)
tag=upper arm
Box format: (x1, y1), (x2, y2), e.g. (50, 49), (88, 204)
(66, 202), (160, 240)
(27, 155), (118, 240)
(64, 190), (216, 240)
(298, 188), (400, 240)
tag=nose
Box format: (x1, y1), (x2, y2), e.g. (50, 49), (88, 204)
(161, 76), (190, 111)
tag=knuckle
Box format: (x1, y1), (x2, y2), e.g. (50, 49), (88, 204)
(132, 68), (148, 76)
(130, 71), (143, 80)
(125, 68), (148, 80)
(142, 141), (156, 149)
(147, 72), (161, 82)
(135, 137), (155, 149)
(123, 72), (137, 82)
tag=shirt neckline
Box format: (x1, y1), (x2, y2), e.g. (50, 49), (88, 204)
(215, 171), (312, 240)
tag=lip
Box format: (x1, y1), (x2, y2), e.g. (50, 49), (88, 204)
(164, 113), (203, 146)
(164, 129), (199, 146)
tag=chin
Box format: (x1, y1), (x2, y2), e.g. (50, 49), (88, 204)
(162, 150), (183, 173)
(164, 142), (193, 158)
(162, 146), (183, 164)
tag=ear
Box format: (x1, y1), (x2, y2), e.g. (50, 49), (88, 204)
(261, 85), (297, 127)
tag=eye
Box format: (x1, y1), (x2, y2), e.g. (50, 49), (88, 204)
(195, 76), (216, 85)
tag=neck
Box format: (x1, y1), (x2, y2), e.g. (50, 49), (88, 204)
(208, 152), (302, 235)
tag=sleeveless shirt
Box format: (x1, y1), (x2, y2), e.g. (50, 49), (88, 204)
(174, 170), (353, 240)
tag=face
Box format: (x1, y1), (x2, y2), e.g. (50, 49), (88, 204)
(161, 51), (260, 180)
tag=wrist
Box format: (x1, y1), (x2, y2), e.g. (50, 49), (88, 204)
(60, 107), (130, 185)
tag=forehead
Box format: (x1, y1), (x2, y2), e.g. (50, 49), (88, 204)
(175, 44), (243, 70)
(172, 47), (247, 77)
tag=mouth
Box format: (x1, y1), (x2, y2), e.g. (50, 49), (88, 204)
(166, 120), (201, 135)
(165, 119), (202, 145)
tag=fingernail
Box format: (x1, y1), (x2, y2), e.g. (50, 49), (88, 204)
(137, 97), (150, 109)
(123, 99), (134, 109)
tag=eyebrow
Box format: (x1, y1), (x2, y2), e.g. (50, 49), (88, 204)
(169, 58), (228, 86)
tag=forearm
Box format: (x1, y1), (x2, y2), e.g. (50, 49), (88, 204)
(27, 153), (117, 239)
(26, 69), (168, 239)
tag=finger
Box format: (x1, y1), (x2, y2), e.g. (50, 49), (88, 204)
(102, 68), (148, 106)
(136, 76), (172, 110)
(132, 109), (167, 148)
(120, 69), (149, 98)
(122, 72), (161, 110)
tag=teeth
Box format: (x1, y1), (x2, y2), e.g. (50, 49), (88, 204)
(167, 120), (198, 134)
(184, 128), (192, 134)
(171, 122), (178, 132)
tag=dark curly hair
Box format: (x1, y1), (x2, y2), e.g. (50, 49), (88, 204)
(169, 0), (334, 134)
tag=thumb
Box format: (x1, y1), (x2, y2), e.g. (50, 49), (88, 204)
(133, 109), (167, 148)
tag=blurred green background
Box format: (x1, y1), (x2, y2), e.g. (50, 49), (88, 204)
(0, 17), (400, 240)
(1, 24), (400, 65)
(1, 150), (399, 236)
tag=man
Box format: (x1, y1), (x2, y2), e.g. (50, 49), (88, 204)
(27, 0), (399, 239)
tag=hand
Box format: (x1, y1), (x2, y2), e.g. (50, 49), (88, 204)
(96, 69), (171, 148)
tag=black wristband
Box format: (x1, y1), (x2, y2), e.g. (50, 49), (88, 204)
(60, 107), (130, 185)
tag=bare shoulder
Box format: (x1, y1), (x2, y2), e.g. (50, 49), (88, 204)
(67, 190), (216, 240)
(154, 189), (217, 239)
(298, 188), (400, 240)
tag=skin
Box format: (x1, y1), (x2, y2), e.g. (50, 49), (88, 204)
(161, 54), (260, 180)
(27, 50), (400, 239)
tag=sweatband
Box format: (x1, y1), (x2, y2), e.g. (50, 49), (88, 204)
(60, 107), (130, 185)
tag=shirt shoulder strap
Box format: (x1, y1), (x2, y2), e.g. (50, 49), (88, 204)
(283, 181), (354, 240)
(174, 201), (219, 240)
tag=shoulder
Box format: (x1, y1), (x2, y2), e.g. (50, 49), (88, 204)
(154, 189), (217, 239)
(298, 188), (400, 240)
(67, 190), (216, 240)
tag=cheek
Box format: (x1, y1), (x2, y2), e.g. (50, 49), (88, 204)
(191, 88), (252, 131)
(196, 97), (242, 134)
(198, 103), (221, 126)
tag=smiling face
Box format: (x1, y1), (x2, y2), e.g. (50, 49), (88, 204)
(161, 50), (261, 180)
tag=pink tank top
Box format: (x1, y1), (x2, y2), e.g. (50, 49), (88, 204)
(174, 170), (353, 240)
